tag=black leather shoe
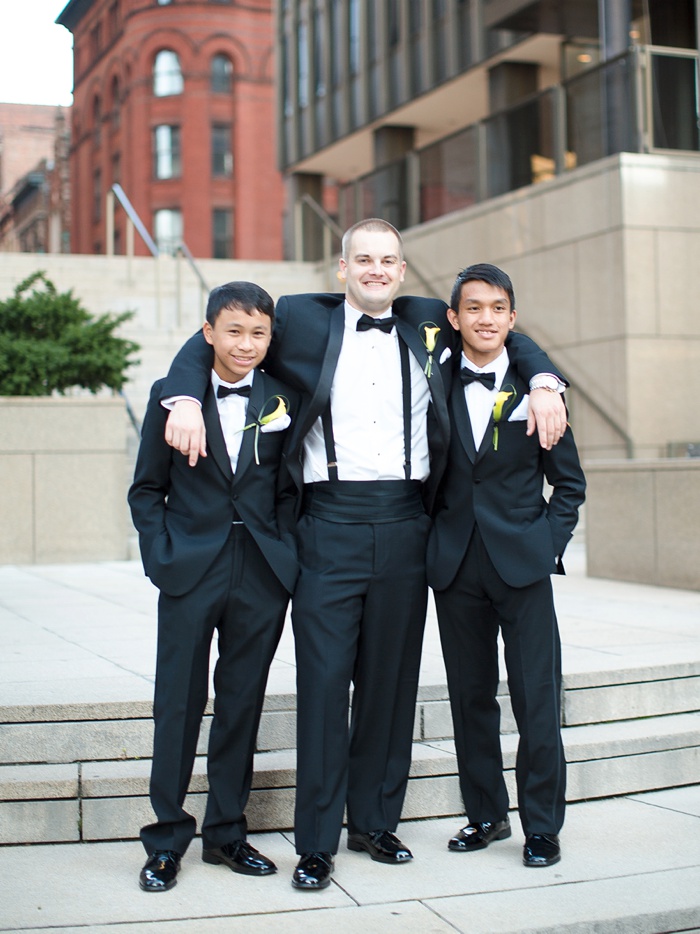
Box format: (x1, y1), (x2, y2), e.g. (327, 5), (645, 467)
(347, 830), (413, 863)
(448, 817), (511, 852)
(139, 850), (181, 892)
(523, 833), (561, 867)
(292, 852), (334, 889)
(202, 840), (277, 876)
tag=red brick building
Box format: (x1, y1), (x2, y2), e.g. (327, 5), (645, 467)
(0, 105), (71, 254)
(57, 0), (284, 259)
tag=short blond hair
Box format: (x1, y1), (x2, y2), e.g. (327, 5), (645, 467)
(341, 218), (404, 262)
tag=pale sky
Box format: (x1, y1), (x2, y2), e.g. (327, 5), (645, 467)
(0, 0), (74, 107)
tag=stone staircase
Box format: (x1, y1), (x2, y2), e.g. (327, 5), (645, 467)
(2, 660), (699, 845)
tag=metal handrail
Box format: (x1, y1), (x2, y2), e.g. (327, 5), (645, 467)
(110, 184), (159, 256)
(175, 240), (209, 293)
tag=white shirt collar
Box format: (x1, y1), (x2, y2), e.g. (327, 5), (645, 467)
(461, 347), (509, 386)
(210, 369), (255, 393)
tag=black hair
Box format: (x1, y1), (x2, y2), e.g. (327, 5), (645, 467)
(450, 263), (515, 312)
(205, 281), (275, 325)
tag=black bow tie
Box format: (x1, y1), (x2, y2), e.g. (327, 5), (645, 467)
(356, 314), (397, 333)
(217, 384), (251, 399)
(460, 368), (496, 389)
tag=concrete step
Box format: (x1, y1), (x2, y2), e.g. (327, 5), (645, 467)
(2, 710), (699, 845)
(2, 659), (698, 845)
(3, 660), (699, 765)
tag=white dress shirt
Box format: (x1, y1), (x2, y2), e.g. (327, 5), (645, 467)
(303, 301), (431, 483)
(210, 370), (254, 473)
(461, 348), (510, 449)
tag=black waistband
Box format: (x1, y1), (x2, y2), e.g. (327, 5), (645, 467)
(303, 480), (424, 524)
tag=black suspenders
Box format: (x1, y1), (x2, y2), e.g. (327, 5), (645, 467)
(321, 338), (413, 482)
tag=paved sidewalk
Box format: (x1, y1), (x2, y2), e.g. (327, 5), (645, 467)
(1, 790), (700, 933)
(2, 544), (700, 710)
(1, 544), (700, 932)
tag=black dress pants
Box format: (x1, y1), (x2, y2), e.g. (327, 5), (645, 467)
(434, 529), (566, 836)
(291, 511), (431, 854)
(141, 526), (288, 855)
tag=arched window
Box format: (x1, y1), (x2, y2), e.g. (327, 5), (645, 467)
(211, 54), (233, 93)
(153, 50), (183, 97)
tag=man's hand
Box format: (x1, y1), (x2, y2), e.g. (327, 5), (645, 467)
(527, 388), (567, 450)
(165, 400), (207, 467)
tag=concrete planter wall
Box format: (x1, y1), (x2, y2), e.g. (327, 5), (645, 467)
(585, 459), (700, 590)
(0, 397), (129, 564)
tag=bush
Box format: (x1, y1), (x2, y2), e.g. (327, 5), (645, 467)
(0, 271), (140, 396)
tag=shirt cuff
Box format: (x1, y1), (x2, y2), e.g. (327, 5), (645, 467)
(160, 395), (202, 411)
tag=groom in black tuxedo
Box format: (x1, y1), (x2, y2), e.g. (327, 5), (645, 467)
(159, 220), (569, 889)
(129, 282), (299, 892)
(428, 264), (586, 868)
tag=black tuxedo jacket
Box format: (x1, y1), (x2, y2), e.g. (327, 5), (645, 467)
(427, 367), (586, 591)
(129, 370), (300, 597)
(160, 293), (564, 514)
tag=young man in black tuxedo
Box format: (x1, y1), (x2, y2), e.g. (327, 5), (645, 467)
(158, 221), (569, 890)
(129, 282), (299, 892)
(427, 264), (586, 868)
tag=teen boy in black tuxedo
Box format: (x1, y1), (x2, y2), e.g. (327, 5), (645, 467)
(129, 282), (299, 892)
(427, 264), (585, 868)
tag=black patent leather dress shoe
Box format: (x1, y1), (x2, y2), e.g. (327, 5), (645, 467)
(347, 830), (413, 863)
(448, 817), (511, 852)
(202, 839), (277, 875)
(292, 852), (334, 889)
(139, 850), (181, 892)
(523, 833), (561, 867)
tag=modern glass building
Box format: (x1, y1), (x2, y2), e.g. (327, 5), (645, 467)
(278, 0), (699, 258)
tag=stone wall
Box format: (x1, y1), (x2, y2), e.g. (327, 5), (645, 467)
(0, 397), (129, 564)
(585, 458), (700, 590)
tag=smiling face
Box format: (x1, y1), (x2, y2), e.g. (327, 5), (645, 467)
(447, 279), (517, 367)
(203, 305), (272, 383)
(338, 228), (406, 315)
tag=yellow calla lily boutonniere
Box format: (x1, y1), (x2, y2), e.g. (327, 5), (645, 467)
(492, 385), (517, 451)
(420, 322), (440, 378)
(242, 394), (290, 464)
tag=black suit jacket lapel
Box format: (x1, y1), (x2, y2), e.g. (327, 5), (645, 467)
(298, 301), (345, 439)
(203, 387), (233, 482)
(451, 368), (477, 463)
(474, 363), (519, 463)
(395, 315), (449, 427)
(232, 373), (265, 485)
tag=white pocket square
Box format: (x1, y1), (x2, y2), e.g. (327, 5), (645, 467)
(260, 414), (291, 433)
(508, 396), (529, 421)
(439, 347), (452, 365)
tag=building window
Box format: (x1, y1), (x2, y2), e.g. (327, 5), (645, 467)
(153, 50), (183, 96)
(153, 125), (181, 179)
(154, 208), (182, 254)
(110, 77), (120, 128)
(93, 168), (102, 222)
(111, 151), (121, 184)
(212, 208), (233, 258)
(91, 21), (102, 57)
(212, 124), (233, 176)
(93, 95), (102, 146)
(109, 2), (119, 38)
(211, 54), (233, 93)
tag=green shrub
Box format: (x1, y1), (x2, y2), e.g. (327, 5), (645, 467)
(0, 271), (139, 396)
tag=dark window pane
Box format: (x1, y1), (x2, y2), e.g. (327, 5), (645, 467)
(212, 208), (233, 258)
